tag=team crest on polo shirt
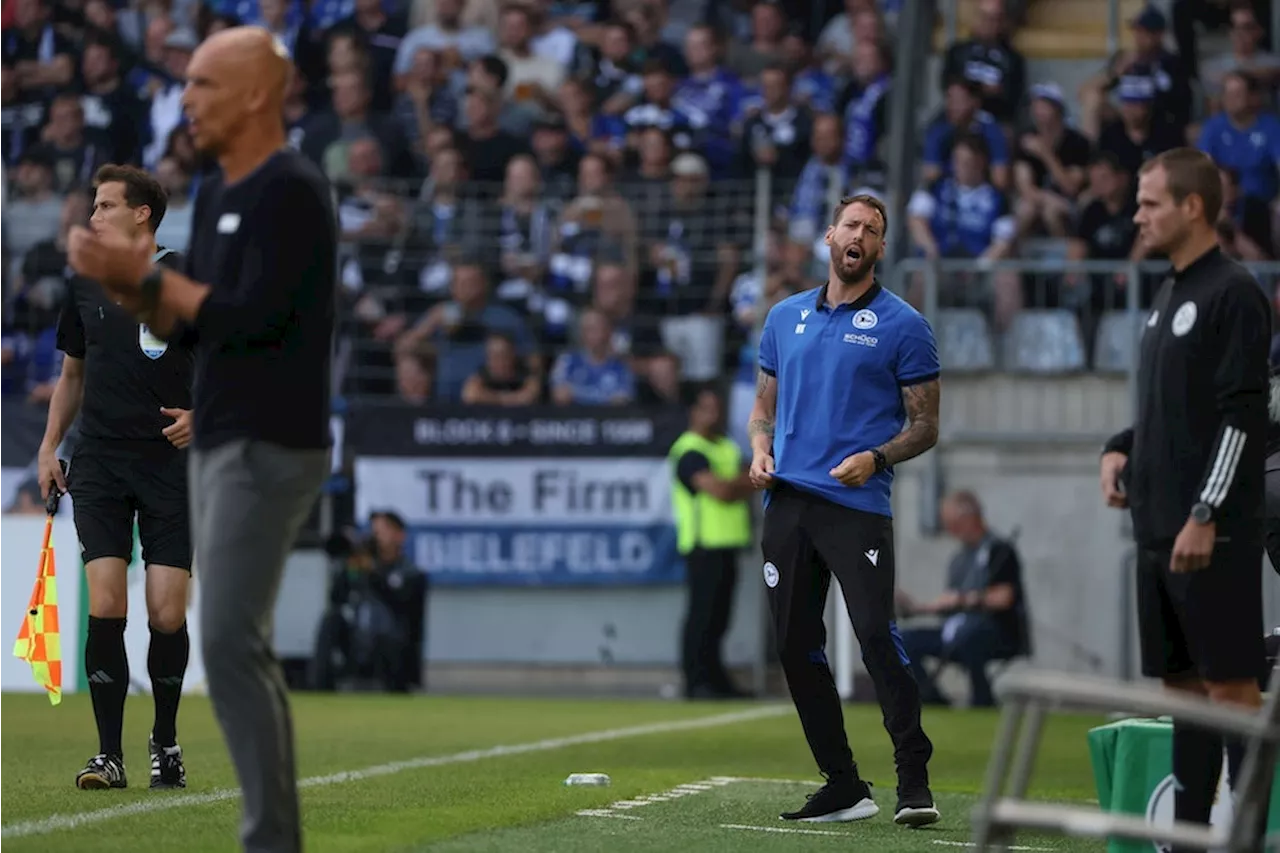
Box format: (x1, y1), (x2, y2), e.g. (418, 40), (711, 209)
(139, 324), (168, 359)
(762, 561), (779, 588)
(1171, 301), (1197, 337)
(852, 309), (878, 330)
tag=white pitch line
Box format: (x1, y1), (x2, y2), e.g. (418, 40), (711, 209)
(931, 841), (1055, 851)
(1, 704), (789, 840)
(711, 776), (820, 787)
(721, 824), (846, 837)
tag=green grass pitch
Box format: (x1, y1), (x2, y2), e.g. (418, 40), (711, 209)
(0, 692), (1109, 852)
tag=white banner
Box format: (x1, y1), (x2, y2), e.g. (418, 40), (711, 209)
(354, 458), (673, 527)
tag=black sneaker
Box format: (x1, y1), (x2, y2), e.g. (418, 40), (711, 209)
(76, 753), (127, 790)
(780, 775), (879, 823)
(894, 773), (940, 827)
(149, 736), (186, 789)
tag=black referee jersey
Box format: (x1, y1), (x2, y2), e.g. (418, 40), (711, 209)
(1105, 247), (1272, 545)
(56, 248), (192, 444)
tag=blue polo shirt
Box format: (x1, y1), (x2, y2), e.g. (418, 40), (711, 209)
(758, 283), (939, 517)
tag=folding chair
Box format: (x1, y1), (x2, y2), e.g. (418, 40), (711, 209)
(969, 667), (1280, 852)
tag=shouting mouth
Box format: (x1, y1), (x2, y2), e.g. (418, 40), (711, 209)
(844, 247), (862, 264)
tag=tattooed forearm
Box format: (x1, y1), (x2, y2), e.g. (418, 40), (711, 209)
(876, 379), (940, 465)
(747, 418), (775, 438)
(755, 369), (773, 398)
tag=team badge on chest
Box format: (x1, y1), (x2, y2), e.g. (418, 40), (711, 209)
(1171, 301), (1197, 337)
(139, 324), (168, 359)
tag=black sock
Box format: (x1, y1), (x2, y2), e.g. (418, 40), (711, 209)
(1172, 721), (1223, 828)
(85, 616), (129, 757)
(148, 622), (189, 748)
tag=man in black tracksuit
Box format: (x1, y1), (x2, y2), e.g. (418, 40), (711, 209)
(1099, 148), (1271, 850)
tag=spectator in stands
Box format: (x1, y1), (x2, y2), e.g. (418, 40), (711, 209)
(78, 35), (146, 166)
(642, 152), (742, 382)
(921, 77), (1010, 191)
(1063, 152), (1150, 349)
(302, 67), (414, 181)
(459, 82), (529, 184)
(622, 1), (686, 78)
(585, 18), (643, 116)
(548, 153), (639, 296)
(330, 0), (406, 112)
(409, 0), (499, 33)
(528, 110), (579, 203)
(550, 308), (637, 405)
(1173, 0), (1273, 81)
(498, 4), (565, 107)
(491, 153), (555, 319)
(461, 330), (542, 405)
(3, 0), (76, 103)
(395, 261), (538, 403)
(1201, 2), (1280, 108)
(395, 47), (459, 167)
(151, 156), (194, 253)
(398, 0), (494, 73)
(1198, 71), (1280, 203)
(142, 27), (195, 169)
(3, 148), (63, 266)
(786, 112), (848, 265)
(1219, 164), (1276, 260)
(675, 24), (743, 179)
(814, 0), (879, 72)
(410, 145), (485, 295)
(1088, 75), (1183, 178)
(126, 15), (176, 101)
(781, 29), (837, 113)
(32, 92), (109, 193)
(1, 55), (43, 168)
(1081, 5), (1192, 136)
(896, 490), (1028, 707)
(465, 54), (533, 136)
(1013, 83), (1092, 239)
(526, 0), (589, 73)
(734, 0), (789, 82)
(837, 37), (891, 183)
(738, 63), (811, 188)
(396, 351), (432, 404)
(907, 133), (1019, 325)
(18, 189), (85, 313)
(940, 0), (1026, 125)
(614, 59), (705, 163)
(588, 261), (679, 404)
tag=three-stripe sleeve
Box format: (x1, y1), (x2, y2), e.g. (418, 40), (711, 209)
(1192, 282), (1271, 514)
(1199, 424), (1247, 508)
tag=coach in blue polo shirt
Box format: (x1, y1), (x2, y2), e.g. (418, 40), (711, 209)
(747, 193), (942, 829)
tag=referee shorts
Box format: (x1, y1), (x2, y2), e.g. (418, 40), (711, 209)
(69, 443), (192, 572)
(1136, 524), (1265, 683)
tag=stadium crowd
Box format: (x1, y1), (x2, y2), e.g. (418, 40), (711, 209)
(2, 0), (1279, 417)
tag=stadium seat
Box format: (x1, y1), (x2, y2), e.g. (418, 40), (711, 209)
(1093, 310), (1148, 374)
(936, 308), (996, 373)
(1000, 309), (1086, 374)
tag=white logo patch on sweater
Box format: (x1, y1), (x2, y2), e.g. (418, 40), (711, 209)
(139, 324), (168, 359)
(1171, 301), (1197, 337)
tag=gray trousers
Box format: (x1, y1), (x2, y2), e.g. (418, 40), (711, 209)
(190, 440), (327, 853)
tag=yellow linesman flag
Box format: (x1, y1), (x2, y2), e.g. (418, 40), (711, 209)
(13, 516), (62, 705)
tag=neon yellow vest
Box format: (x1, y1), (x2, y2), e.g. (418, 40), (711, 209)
(668, 431), (752, 554)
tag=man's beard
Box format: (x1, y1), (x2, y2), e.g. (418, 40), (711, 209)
(831, 243), (878, 284)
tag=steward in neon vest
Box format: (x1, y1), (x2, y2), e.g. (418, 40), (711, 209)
(667, 388), (754, 699)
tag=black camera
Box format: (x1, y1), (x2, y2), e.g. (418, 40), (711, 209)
(324, 527), (376, 560)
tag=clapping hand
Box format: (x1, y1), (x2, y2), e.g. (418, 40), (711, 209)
(67, 226), (153, 308)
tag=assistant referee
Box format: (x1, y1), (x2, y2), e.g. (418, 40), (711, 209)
(68, 28), (335, 853)
(748, 194), (940, 828)
(1099, 148), (1271, 846)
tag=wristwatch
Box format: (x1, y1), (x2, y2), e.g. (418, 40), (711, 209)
(1190, 502), (1214, 525)
(870, 448), (888, 473)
